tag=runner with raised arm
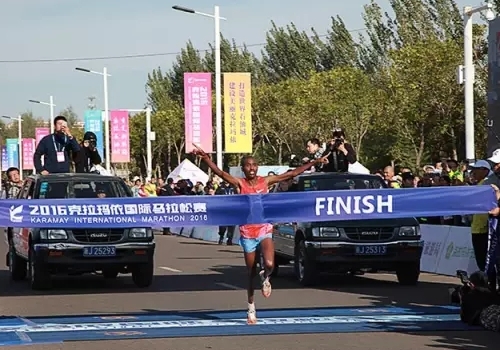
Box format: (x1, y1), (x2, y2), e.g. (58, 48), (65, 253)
(192, 144), (326, 324)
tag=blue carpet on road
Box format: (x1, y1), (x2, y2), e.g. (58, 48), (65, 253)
(0, 305), (481, 346)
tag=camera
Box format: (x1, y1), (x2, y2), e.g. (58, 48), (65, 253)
(329, 137), (343, 150)
(89, 139), (97, 148)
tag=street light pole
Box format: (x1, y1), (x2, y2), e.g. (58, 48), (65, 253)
(102, 67), (110, 172)
(49, 95), (55, 134)
(18, 115), (22, 179)
(29, 96), (56, 134)
(172, 5), (226, 169)
(75, 67), (111, 172)
(214, 6), (222, 170)
(461, 2), (495, 162)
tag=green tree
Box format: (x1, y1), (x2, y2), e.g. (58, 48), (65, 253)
(3, 112), (44, 139)
(261, 21), (319, 82)
(59, 106), (84, 142)
(312, 16), (359, 70)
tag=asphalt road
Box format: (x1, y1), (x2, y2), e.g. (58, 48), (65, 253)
(0, 234), (499, 349)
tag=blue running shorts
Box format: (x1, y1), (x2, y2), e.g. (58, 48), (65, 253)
(239, 233), (273, 253)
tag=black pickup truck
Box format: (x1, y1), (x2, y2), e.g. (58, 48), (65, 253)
(6, 173), (155, 290)
(272, 172), (423, 286)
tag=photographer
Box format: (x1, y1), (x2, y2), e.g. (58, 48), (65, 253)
(321, 128), (356, 173)
(74, 132), (102, 173)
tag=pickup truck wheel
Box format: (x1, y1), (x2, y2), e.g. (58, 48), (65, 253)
(396, 262), (420, 286)
(132, 261), (154, 288)
(294, 240), (318, 286)
(9, 244), (27, 281)
(29, 248), (51, 290)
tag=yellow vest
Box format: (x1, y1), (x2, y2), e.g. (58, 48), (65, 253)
(449, 170), (464, 182)
(471, 179), (488, 234)
(144, 183), (157, 196)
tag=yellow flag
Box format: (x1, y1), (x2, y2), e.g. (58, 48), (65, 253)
(223, 73), (252, 153)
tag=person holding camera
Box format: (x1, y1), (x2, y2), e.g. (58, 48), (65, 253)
(321, 128), (356, 173)
(74, 132), (102, 173)
(34, 116), (80, 174)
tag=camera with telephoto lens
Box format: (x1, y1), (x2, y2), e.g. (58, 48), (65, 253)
(329, 137), (343, 151)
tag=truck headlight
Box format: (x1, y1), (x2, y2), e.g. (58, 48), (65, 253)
(129, 228), (152, 238)
(398, 226), (419, 236)
(312, 227), (340, 238)
(40, 229), (68, 240)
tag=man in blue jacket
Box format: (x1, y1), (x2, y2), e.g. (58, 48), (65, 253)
(33, 116), (80, 174)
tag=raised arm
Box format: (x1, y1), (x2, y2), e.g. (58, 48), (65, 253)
(192, 144), (240, 188)
(265, 158), (326, 186)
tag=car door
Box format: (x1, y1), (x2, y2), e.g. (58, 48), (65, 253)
(14, 180), (33, 258)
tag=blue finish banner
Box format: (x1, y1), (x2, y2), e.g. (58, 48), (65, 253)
(83, 110), (104, 160)
(262, 186), (497, 223)
(0, 186), (496, 228)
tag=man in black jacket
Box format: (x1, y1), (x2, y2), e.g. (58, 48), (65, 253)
(321, 128), (357, 173)
(74, 132), (102, 173)
(33, 116), (80, 174)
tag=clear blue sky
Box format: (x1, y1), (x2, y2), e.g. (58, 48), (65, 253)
(0, 0), (478, 121)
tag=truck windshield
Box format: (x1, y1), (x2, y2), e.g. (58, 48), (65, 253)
(302, 177), (385, 191)
(37, 180), (123, 199)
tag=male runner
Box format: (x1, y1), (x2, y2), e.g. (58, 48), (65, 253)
(192, 144), (326, 324)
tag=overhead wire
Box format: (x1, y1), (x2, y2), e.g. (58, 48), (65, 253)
(0, 28), (366, 64)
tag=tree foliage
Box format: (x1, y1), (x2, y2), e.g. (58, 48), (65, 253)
(139, 0), (492, 175)
(5, 0), (492, 176)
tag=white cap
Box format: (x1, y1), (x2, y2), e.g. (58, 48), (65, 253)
(488, 149), (500, 164)
(470, 159), (492, 170)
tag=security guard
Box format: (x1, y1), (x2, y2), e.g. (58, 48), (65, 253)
(470, 160), (493, 272)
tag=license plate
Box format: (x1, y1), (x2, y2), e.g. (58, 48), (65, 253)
(83, 246), (116, 257)
(355, 245), (387, 255)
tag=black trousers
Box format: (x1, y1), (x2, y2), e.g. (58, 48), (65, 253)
(218, 226), (235, 243)
(472, 233), (497, 290)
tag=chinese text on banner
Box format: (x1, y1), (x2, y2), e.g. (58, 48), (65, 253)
(83, 110), (104, 157)
(6, 139), (19, 168)
(183, 73), (213, 153)
(35, 128), (50, 147)
(22, 139), (35, 170)
(223, 73), (252, 153)
(110, 110), (130, 163)
(1, 146), (8, 171)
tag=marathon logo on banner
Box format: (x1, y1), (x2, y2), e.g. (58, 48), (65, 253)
(0, 186), (496, 228)
(1, 196), (252, 229)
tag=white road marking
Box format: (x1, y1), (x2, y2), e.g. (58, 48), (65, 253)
(215, 282), (241, 290)
(158, 266), (182, 273)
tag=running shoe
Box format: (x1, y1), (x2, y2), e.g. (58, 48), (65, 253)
(259, 270), (272, 298)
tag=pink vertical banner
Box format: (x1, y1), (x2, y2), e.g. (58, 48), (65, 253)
(110, 110), (130, 163)
(35, 127), (50, 147)
(22, 138), (35, 170)
(184, 72), (213, 153)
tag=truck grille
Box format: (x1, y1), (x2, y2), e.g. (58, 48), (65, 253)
(343, 227), (395, 241)
(72, 229), (125, 243)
